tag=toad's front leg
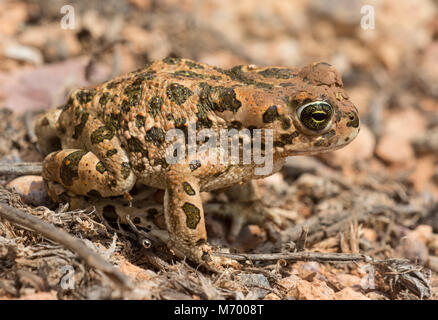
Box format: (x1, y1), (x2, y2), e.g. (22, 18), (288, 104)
(164, 164), (235, 271)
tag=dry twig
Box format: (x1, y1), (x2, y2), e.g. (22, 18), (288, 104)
(0, 202), (132, 291)
(0, 162), (43, 176)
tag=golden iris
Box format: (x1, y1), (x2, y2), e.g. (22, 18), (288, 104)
(297, 101), (333, 131)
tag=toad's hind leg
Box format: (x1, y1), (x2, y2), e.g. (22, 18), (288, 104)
(207, 180), (282, 242)
(42, 116), (136, 197)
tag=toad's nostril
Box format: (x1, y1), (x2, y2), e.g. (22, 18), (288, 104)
(346, 111), (359, 128)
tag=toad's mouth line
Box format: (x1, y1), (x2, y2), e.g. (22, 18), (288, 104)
(285, 142), (351, 156)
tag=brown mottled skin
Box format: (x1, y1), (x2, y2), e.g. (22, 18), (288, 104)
(35, 57), (360, 270)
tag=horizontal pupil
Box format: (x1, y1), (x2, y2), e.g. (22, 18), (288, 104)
(312, 111), (327, 121)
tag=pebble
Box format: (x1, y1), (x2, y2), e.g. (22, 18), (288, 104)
(236, 273), (271, 299)
(6, 175), (51, 206)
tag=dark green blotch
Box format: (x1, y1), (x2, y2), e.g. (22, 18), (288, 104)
(224, 65), (273, 89)
(136, 70), (156, 80)
(148, 96), (164, 118)
(230, 121), (242, 130)
(262, 105), (279, 123)
(182, 182), (196, 196)
(106, 149), (118, 157)
(281, 116), (292, 130)
(208, 74), (222, 80)
(90, 126), (115, 144)
(182, 202), (201, 229)
(197, 83), (214, 113)
(106, 80), (122, 89)
(72, 112), (89, 139)
(155, 158), (169, 169)
(255, 82), (273, 90)
(189, 160), (201, 171)
(146, 127), (165, 146)
(121, 100), (131, 113)
(96, 161), (107, 174)
(216, 87), (242, 112)
(173, 70), (204, 79)
(134, 162), (146, 172)
(62, 96), (75, 111)
(105, 113), (121, 131)
(186, 61), (204, 69)
(224, 66), (255, 85)
(121, 162), (131, 179)
(127, 137), (148, 157)
(60, 150), (88, 186)
(124, 82), (142, 106)
(174, 117), (188, 141)
(346, 111), (359, 128)
(279, 82), (296, 88)
(163, 57), (181, 65)
(166, 83), (193, 105)
(76, 89), (96, 104)
(336, 110), (342, 123)
(99, 92), (111, 106)
(258, 68), (295, 79)
(196, 112), (212, 129)
(198, 83), (241, 113)
(74, 107), (81, 119)
(135, 114), (145, 128)
(279, 131), (299, 145)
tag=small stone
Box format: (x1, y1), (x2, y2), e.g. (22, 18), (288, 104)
(119, 261), (154, 281)
(6, 175), (51, 206)
(396, 237), (429, 265)
(362, 228), (377, 242)
(3, 42), (43, 65)
(237, 273), (271, 299)
(278, 275), (300, 291)
(336, 273), (362, 288)
(334, 287), (370, 300)
(376, 134), (414, 164)
(295, 279), (335, 300)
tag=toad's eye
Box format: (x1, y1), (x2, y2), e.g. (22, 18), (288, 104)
(296, 101), (333, 131)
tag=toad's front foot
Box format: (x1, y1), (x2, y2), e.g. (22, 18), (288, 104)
(164, 164), (243, 271)
(167, 240), (239, 272)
